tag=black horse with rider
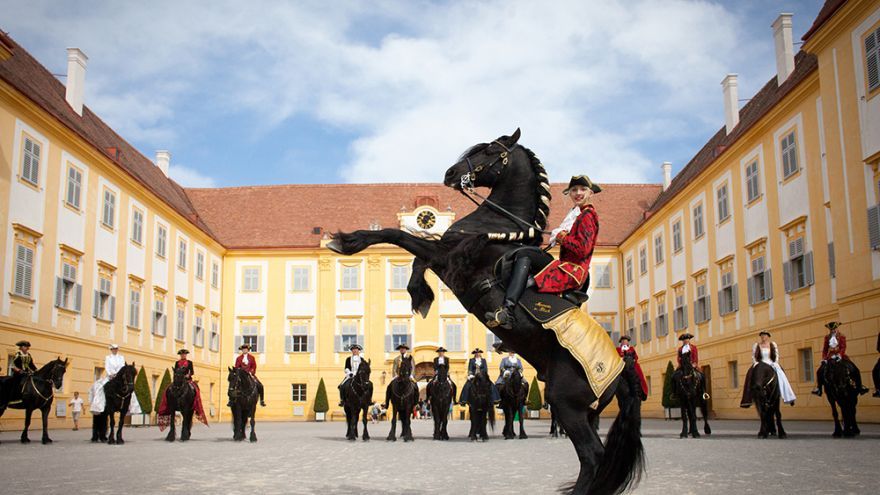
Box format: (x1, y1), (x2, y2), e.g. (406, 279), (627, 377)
(0, 355), (68, 445)
(384, 354), (418, 442)
(227, 366), (259, 442)
(426, 348), (456, 441)
(341, 357), (373, 441)
(672, 334), (711, 439)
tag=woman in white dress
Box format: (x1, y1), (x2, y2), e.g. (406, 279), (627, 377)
(89, 344), (141, 414)
(740, 331), (796, 407)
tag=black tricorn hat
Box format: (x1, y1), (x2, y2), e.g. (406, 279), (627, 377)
(563, 175), (602, 194)
(471, 348), (484, 355)
(678, 333), (694, 341)
(758, 330), (771, 337)
(349, 343), (363, 351)
(396, 343), (410, 350)
(436, 347), (448, 353)
(618, 335), (632, 343)
(825, 321), (841, 331)
(239, 344), (251, 350)
(177, 349), (189, 355)
(16, 340), (31, 347)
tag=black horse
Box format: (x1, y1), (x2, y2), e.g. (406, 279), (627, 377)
(0, 358), (68, 444)
(824, 358), (860, 438)
(498, 368), (527, 440)
(100, 363), (137, 445)
(548, 403), (567, 438)
(672, 357), (711, 439)
(427, 364), (455, 441)
(329, 129), (643, 494)
(750, 362), (786, 439)
(342, 359), (373, 441)
(466, 368), (496, 442)
(384, 355), (418, 442)
(164, 366), (196, 442)
(227, 367), (258, 442)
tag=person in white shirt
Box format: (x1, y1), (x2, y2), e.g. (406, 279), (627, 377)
(69, 391), (84, 430)
(89, 344), (126, 414)
(740, 331), (796, 407)
(339, 344), (364, 407)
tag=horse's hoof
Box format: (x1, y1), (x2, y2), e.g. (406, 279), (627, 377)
(362, 437), (370, 442)
(21, 438), (30, 444)
(347, 437), (356, 442)
(679, 433), (687, 439)
(692, 432), (701, 438)
(108, 439), (116, 445)
(166, 436), (175, 442)
(387, 437), (396, 442)
(42, 438), (52, 445)
(249, 437), (257, 443)
(481, 438), (488, 442)
(519, 434), (528, 439)
(778, 433), (787, 439)
(843, 431), (855, 438)
(117, 439), (125, 445)
(704, 427), (712, 435)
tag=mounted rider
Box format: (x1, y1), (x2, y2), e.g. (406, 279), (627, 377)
(391, 343), (415, 382)
(616, 336), (648, 400)
(338, 343), (365, 407)
(812, 321), (868, 396)
(230, 344), (266, 407)
(459, 348), (500, 404)
(496, 351), (528, 388)
(740, 331), (796, 407)
(89, 344), (140, 414)
(0, 340), (38, 410)
(677, 333), (699, 369)
(427, 347), (457, 401)
(159, 349), (208, 429)
(486, 175), (601, 329)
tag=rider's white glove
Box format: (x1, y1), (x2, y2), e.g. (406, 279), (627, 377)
(467, 375), (474, 380)
(503, 370), (511, 377)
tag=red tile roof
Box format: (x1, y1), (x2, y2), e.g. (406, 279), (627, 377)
(0, 33), (218, 242)
(802, 0), (848, 42)
(186, 183), (662, 249)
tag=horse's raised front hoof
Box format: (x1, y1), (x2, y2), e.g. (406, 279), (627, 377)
(325, 240), (342, 254)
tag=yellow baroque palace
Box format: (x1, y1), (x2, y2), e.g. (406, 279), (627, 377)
(1, 0), (879, 427)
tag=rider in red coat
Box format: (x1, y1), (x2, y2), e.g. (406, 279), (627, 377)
(230, 344), (266, 406)
(677, 333), (699, 368)
(616, 335), (648, 400)
(812, 321), (868, 396)
(486, 175), (601, 329)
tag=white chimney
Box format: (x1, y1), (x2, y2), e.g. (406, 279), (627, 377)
(721, 74), (739, 134)
(65, 48), (88, 116)
(661, 161), (672, 190)
(155, 150), (171, 177)
(772, 13), (795, 84)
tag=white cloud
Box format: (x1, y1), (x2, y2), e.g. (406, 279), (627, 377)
(4, 0), (778, 185)
(169, 164), (217, 188)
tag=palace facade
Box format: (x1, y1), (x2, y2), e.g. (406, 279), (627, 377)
(1, 0), (878, 427)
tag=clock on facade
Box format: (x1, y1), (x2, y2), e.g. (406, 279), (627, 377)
(416, 210), (436, 229)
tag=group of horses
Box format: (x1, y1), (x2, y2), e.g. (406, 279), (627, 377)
(339, 354), (529, 443)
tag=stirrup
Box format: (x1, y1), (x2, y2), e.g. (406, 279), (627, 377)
(485, 309), (504, 329)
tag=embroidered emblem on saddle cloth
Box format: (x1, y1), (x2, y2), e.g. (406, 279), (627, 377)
(540, 309), (624, 409)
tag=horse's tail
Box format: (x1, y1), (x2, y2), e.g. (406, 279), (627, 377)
(587, 371), (645, 495)
(487, 402), (495, 431)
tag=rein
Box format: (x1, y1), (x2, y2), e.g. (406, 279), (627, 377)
(23, 374), (54, 403)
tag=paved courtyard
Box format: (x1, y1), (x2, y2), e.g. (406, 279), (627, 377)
(0, 417), (876, 494)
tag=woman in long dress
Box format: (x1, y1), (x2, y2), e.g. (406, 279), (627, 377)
(740, 331), (796, 407)
(89, 344), (141, 415)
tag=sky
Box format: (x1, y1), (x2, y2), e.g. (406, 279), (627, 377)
(1, 0), (824, 188)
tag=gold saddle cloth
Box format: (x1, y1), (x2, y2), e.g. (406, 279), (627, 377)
(542, 308), (624, 408)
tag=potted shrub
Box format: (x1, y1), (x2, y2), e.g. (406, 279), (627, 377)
(662, 360), (680, 420)
(131, 366), (152, 426)
(153, 368), (171, 425)
(526, 376), (543, 418)
(313, 378), (329, 421)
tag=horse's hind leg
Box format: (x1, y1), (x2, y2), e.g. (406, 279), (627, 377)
(107, 413), (117, 445)
(403, 408), (414, 442)
(689, 404), (700, 438)
(775, 406), (786, 439)
(830, 401), (842, 437)
(41, 406), (52, 444)
(700, 399), (711, 435)
(361, 406), (370, 441)
(21, 408), (33, 443)
(116, 412), (125, 445)
(679, 406), (688, 438)
(249, 411), (257, 442)
(519, 406), (528, 439)
(387, 410), (398, 441)
(553, 398), (604, 494)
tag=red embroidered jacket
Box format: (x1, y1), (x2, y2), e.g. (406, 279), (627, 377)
(822, 333), (848, 360)
(535, 205), (599, 294)
(234, 353), (257, 374)
(617, 346), (649, 397)
(677, 344), (699, 368)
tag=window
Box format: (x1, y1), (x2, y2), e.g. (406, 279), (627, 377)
(798, 348), (814, 382)
(152, 297), (166, 336)
(717, 184), (730, 222)
(102, 189), (116, 228)
(212, 262), (220, 288)
(156, 225), (167, 258)
(55, 261), (81, 311)
(21, 136), (41, 185)
(639, 310), (651, 343)
(292, 267), (309, 291)
(291, 384), (307, 402)
(175, 306), (185, 341)
(287, 321), (310, 353)
(656, 301), (668, 337)
(625, 257), (633, 284)
(209, 318), (220, 351)
(196, 252), (204, 280)
(65, 165), (82, 209)
(390, 321), (410, 350)
(243, 267), (260, 292)
(654, 235), (664, 265)
(748, 256), (773, 304)
(193, 313), (204, 347)
(177, 239), (187, 269)
(694, 283), (711, 324)
(131, 210), (144, 244)
(672, 221), (682, 253)
(391, 265), (409, 290)
(783, 237), (813, 293)
(745, 161), (760, 202)
(341, 266), (360, 290)
(594, 263), (611, 288)
(867, 26), (880, 92)
(827, 242), (835, 279)
(599, 321), (619, 344)
(339, 321), (359, 352)
(445, 321), (464, 352)
(718, 271), (738, 315)
(639, 247), (647, 275)
(693, 204), (704, 238)
(673, 293), (688, 332)
(93, 276), (115, 322)
(12, 244), (34, 299)
(239, 322), (261, 353)
(729, 361), (739, 389)
(781, 131), (799, 179)
(128, 286), (141, 329)
(626, 313), (636, 344)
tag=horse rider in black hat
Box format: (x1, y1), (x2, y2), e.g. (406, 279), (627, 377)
(0, 340), (37, 411)
(339, 343), (365, 407)
(427, 346), (457, 400)
(459, 348), (500, 405)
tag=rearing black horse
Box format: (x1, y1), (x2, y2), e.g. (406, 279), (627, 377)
(342, 359), (373, 441)
(498, 367), (528, 440)
(384, 355), (418, 442)
(330, 129), (643, 494)
(0, 358), (68, 444)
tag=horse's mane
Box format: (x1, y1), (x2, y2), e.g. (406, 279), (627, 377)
(36, 359), (63, 374)
(521, 146), (551, 231)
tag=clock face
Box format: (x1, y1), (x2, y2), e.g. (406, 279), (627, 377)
(416, 210), (436, 229)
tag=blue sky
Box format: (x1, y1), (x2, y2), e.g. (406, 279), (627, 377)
(1, 0), (823, 188)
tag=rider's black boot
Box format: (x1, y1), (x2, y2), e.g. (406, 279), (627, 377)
(486, 256), (532, 329)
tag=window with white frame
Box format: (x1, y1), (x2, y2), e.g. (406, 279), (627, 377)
(239, 322), (261, 353)
(445, 321), (463, 352)
(156, 225), (167, 258)
(341, 266), (360, 290)
(388, 321), (410, 351)
(93, 275), (115, 322)
(639, 309), (651, 343)
(693, 204), (704, 238)
(594, 263), (611, 288)
(718, 271), (738, 315)
(66, 165), (82, 209)
(599, 320), (619, 344)
(656, 300), (668, 337)
(175, 305), (186, 341)
(626, 313), (636, 344)
(339, 321), (359, 352)
(673, 293), (688, 332)
(694, 282), (711, 324)
(625, 257), (633, 284)
(717, 184), (730, 222)
(799, 348), (814, 382)
(781, 131), (799, 179)
(828, 242), (835, 279)
(672, 221), (683, 253)
(391, 264), (409, 290)
(243, 267), (260, 291)
(55, 260), (81, 311)
(102, 189), (116, 228)
(291, 383), (307, 402)
(131, 210), (144, 244)
(193, 313), (204, 347)
(21, 136), (41, 186)
(639, 246), (647, 275)
(287, 321), (310, 353)
(866, 26), (880, 92)
(212, 261), (220, 288)
(783, 237), (813, 293)
(292, 267), (309, 291)
(654, 235), (664, 265)
(128, 286), (141, 329)
(177, 239), (187, 269)
(745, 160), (761, 202)
(152, 296), (166, 336)
(209, 317), (219, 351)
(748, 256), (772, 304)
(196, 252), (204, 280)
(729, 361), (739, 389)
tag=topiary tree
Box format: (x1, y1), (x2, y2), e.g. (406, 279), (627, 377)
(134, 366), (152, 415)
(662, 360), (679, 409)
(527, 376), (543, 411)
(313, 378), (329, 414)
(154, 368), (171, 413)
